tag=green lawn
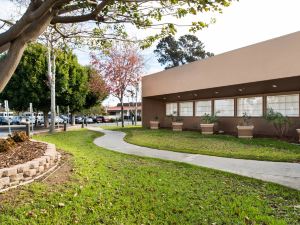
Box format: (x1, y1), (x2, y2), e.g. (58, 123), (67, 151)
(107, 127), (300, 162)
(0, 130), (299, 224)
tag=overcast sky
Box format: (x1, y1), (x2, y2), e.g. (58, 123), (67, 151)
(1, 0), (300, 106)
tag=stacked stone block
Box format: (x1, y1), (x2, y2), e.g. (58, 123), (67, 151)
(0, 142), (61, 192)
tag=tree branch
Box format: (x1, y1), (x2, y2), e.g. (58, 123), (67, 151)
(51, 0), (110, 24)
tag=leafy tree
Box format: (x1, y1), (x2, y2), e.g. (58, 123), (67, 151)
(0, 43), (105, 126)
(84, 67), (108, 110)
(0, 0), (233, 92)
(0, 43), (50, 122)
(154, 34), (214, 69)
(91, 42), (143, 127)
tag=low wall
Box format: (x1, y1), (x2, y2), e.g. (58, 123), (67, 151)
(0, 141), (61, 192)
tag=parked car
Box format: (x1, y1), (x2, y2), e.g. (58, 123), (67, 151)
(86, 117), (94, 124)
(0, 111), (13, 125)
(60, 115), (69, 122)
(75, 116), (83, 124)
(49, 116), (64, 124)
(95, 116), (104, 123)
(19, 117), (28, 125)
(12, 116), (21, 125)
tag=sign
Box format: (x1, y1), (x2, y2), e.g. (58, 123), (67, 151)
(4, 100), (11, 135)
(4, 100), (8, 111)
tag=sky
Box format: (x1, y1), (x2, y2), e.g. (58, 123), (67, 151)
(1, 0), (300, 106)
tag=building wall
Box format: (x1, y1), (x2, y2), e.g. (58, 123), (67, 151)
(143, 91), (300, 139)
(142, 31), (300, 97)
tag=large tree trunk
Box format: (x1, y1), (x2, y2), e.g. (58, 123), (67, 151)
(0, 12), (53, 92)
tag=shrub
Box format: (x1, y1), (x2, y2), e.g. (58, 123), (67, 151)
(10, 131), (29, 142)
(0, 138), (15, 153)
(239, 112), (252, 126)
(201, 113), (218, 124)
(264, 109), (290, 138)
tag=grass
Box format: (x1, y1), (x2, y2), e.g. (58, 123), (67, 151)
(107, 126), (300, 162)
(0, 130), (299, 224)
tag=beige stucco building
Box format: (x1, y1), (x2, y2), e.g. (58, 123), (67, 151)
(142, 31), (300, 138)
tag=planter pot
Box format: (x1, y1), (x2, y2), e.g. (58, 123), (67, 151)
(172, 122), (183, 131)
(237, 125), (254, 138)
(200, 123), (214, 135)
(150, 121), (160, 130)
(297, 129), (300, 143)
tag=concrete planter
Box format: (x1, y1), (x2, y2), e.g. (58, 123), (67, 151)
(150, 121), (160, 129)
(297, 129), (300, 143)
(200, 123), (214, 134)
(237, 125), (254, 138)
(172, 122), (183, 131)
(0, 141), (60, 193)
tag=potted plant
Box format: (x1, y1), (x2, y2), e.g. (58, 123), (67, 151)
(237, 112), (254, 138)
(200, 113), (218, 134)
(149, 116), (160, 129)
(168, 113), (183, 131)
(172, 117), (183, 131)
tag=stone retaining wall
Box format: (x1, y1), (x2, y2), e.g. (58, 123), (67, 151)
(0, 141), (61, 192)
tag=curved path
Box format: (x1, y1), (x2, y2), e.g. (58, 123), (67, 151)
(89, 127), (300, 190)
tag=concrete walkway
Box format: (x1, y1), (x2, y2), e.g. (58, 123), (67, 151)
(89, 127), (300, 190)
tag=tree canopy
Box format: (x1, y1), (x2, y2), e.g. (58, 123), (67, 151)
(0, 0), (234, 92)
(0, 43), (107, 115)
(91, 42), (143, 127)
(154, 34), (214, 69)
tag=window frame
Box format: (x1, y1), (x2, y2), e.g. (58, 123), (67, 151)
(195, 100), (212, 117)
(214, 98), (235, 117)
(266, 94), (300, 117)
(165, 102), (178, 116)
(237, 96), (263, 117)
(179, 101), (194, 117)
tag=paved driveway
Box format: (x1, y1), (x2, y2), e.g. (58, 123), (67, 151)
(89, 127), (300, 190)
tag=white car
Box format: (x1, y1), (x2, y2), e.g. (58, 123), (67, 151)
(49, 116), (64, 124)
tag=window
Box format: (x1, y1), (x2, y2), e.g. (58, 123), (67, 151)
(179, 102), (193, 116)
(195, 100), (211, 116)
(214, 99), (234, 116)
(267, 94), (299, 117)
(237, 97), (263, 116)
(166, 103), (178, 116)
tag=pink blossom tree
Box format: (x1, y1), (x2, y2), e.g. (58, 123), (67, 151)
(91, 43), (143, 127)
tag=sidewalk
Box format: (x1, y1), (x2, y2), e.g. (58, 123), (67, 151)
(89, 127), (300, 190)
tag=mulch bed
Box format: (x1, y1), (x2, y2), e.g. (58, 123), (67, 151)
(0, 141), (47, 169)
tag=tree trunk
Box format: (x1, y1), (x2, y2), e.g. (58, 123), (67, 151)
(47, 39), (56, 133)
(0, 12), (53, 92)
(43, 110), (49, 128)
(121, 96), (124, 128)
(71, 113), (75, 126)
(50, 54), (56, 133)
(135, 86), (138, 126)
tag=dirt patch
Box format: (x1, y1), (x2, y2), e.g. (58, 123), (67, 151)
(40, 151), (73, 185)
(0, 141), (47, 169)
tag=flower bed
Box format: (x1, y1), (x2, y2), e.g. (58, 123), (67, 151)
(0, 140), (61, 192)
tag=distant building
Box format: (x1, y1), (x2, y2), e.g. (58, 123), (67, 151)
(107, 102), (142, 120)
